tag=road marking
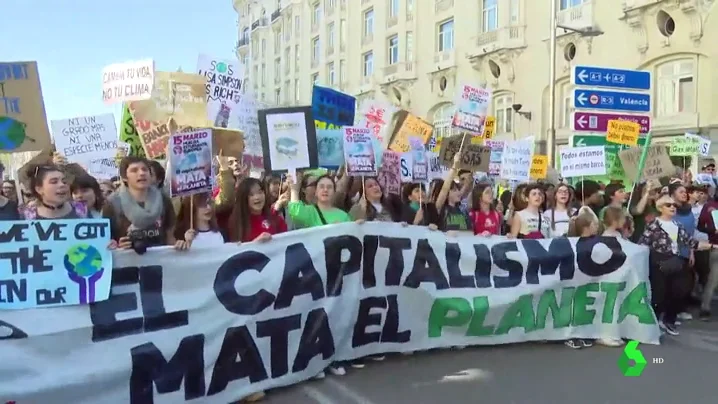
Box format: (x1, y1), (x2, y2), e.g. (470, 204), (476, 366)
(324, 377), (377, 404)
(301, 385), (338, 404)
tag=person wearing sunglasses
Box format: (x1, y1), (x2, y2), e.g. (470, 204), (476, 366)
(638, 192), (713, 336)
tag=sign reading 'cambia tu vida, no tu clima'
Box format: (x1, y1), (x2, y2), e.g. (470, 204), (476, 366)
(0, 223), (660, 403)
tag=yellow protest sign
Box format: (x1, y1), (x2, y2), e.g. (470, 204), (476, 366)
(388, 111), (433, 152)
(530, 155), (548, 179)
(606, 120), (639, 146)
(470, 135), (483, 145)
(482, 116), (496, 140)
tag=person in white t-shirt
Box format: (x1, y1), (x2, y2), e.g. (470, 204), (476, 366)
(543, 183), (576, 237)
(175, 193), (226, 248)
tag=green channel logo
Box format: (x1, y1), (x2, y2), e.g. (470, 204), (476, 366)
(617, 340), (647, 376)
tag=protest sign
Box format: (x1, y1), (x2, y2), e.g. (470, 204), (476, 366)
(312, 85), (356, 129)
(619, 144), (674, 182)
(0, 61), (52, 153)
(485, 139), (504, 176)
(388, 111), (433, 153)
(438, 134), (491, 172)
(258, 106), (318, 172)
(0, 219), (112, 309)
(559, 146), (607, 178)
(197, 54), (245, 129)
(412, 150), (428, 182)
(452, 84), (491, 133)
(685, 133), (710, 157)
(133, 72), (208, 127)
(50, 113), (117, 163)
(119, 103), (146, 157)
(428, 151), (447, 180)
(88, 158), (119, 180)
(0, 223), (659, 403)
(355, 99), (396, 147)
(399, 153), (413, 183)
(101, 59), (154, 105)
(343, 127), (376, 176)
(237, 95), (264, 169)
(377, 150), (401, 195)
(669, 137), (699, 157)
(168, 128), (213, 197)
(128, 101), (196, 159)
(530, 155), (548, 179)
(570, 134), (648, 184)
(317, 128), (344, 169)
(482, 116), (496, 140)
(606, 120), (639, 146)
(500, 139), (534, 181)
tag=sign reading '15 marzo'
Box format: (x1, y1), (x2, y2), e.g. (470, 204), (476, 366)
(0, 219), (113, 309)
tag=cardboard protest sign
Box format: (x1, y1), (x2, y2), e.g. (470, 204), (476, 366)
(197, 54), (245, 128)
(669, 136), (699, 157)
(388, 111), (433, 153)
(132, 72), (208, 127)
(439, 134), (490, 172)
(619, 144), (674, 182)
(101, 59), (154, 105)
(377, 150), (400, 195)
(168, 128), (213, 197)
(312, 85), (355, 129)
(119, 104), (146, 157)
(211, 127), (244, 158)
(0, 219), (113, 309)
(606, 120), (639, 146)
(0, 61), (52, 153)
(128, 101), (196, 159)
(50, 113), (117, 163)
(559, 146), (607, 178)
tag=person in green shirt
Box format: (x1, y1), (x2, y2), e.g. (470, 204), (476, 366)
(288, 174), (355, 227)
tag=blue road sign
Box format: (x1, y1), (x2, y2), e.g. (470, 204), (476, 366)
(573, 89), (650, 113)
(572, 65), (651, 91)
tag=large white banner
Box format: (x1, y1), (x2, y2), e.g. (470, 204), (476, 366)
(0, 223), (659, 403)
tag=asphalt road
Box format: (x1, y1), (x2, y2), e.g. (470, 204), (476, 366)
(261, 310), (717, 404)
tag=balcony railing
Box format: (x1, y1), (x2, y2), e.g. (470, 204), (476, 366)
(557, 0), (593, 29)
(383, 64), (398, 76)
(387, 16), (398, 28)
(435, 0), (453, 13)
(433, 51), (453, 64)
(361, 34), (373, 45)
(340, 0), (346, 11)
(407, 13), (413, 21)
(475, 26), (527, 51)
(340, 42), (346, 52)
(251, 17), (268, 30)
(311, 23), (319, 34)
(326, 5), (335, 16)
(271, 9), (281, 22)
(311, 59), (319, 68)
(238, 37), (250, 47)
(361, 0), (370, 4)
(327, 45), (334, 55)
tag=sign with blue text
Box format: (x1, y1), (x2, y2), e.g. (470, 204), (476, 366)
(573, 89), (650, 113)
(572, 66), (651, 91)
(0, 219), (113, 310)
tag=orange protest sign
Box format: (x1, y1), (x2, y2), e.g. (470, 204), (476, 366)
(530, 155), (548, 179)
(388, 111), (433, 152)
(606, 120), (639, 146)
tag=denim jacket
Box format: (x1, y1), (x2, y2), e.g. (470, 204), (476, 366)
(638, 218), (697, 256)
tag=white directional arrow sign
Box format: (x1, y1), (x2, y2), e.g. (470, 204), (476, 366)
(576, 92), (588, 106)
(577, 69), (588, 83)
(576, 114), (587, 128)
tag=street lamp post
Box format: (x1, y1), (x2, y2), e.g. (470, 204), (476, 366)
(547, 5), (604, 167)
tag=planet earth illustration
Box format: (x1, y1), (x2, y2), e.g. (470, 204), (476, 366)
(63, 244), (103, 277)
(0, 117), (26, 151)
(216, 62), (227, 73)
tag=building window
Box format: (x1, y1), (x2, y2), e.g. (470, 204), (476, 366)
(261, 63), (266, 85)
(312, 73), (319, 84)
(438, 20), (454, 52)
(431, 103), (455, 143)
(261, 39), (266, 56)
(363, 51), (374, 77)
(242, 28), (249, 41)
(274, 59), (280, 76)
(312, 37), (320, 63)
(340, 19), (346, 47)
(275, 89), (281, 105)
(656, 59), (695, 117)
(407, 0), (414, 13)
(483, 0), (498, 32)
(312, 3), (321, 26)
(294, 15), (300, 34)
(493, 94), (514, 134)
(509, 0), (520, 24)
(389, 0), (399, 17)
(326, 0), (336, 9)
(406, 32), (413, 62)
(294, 79), (300, 101)
(252, 39), (258, 55)
(274, 30), (281, 50)
(388, 35), (399, 65)
(328, 62), (335, 85)
(560, 0), (586, 10)
(560, 83), (573, 128)
(242, 55), (249, 68)
(340, 59), (346, 82)
(328, 22), (335, 49)
(364, 9), (374, 37)
(285, 80), (291, 103)
(284, 48), (291, 69)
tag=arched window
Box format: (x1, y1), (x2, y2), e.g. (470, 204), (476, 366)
(492, 93), (514, 134)
(656, 59), (695, 117)
(429, 103), (455, 151)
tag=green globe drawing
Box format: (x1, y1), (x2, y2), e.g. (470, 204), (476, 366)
(63, 244), (103, 277)
(216, 62), (227, 73)
(0, 116), (26, 151)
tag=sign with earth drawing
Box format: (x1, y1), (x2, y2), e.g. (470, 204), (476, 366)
(0, 219), (113, 310)
(0, 61), (52, 153)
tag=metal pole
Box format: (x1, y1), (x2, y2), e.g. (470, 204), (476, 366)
(548, 0), (558, 167)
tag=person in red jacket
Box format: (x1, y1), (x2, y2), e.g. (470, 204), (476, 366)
(469, 183), (502, 235)
(228, 177), (288, 243)
(696, 197), (718, 320)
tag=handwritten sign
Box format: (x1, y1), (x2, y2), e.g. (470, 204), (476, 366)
(169, 128), (213, 197)
(343, 127), (376, 176)
(312, 85), (356, 128)
(500, 139), (534, 181)
(0, 61), (52, 153)
(438, 133), (491, 172)
(197, 54), (245, 128)
(0, 219), (113, 310)
(119, 104), (146, 157)
(530, 155), (548, 179)
(684, 133), (710, 157)
(132, 72), (208, 127)
(559, 146), (607, 178)
(128, 101), (194, 159)
(619, 144), (674, 182)
(452, 84), (491, 133)
(101, 59), (154, 105)
(389, 111), (433, 153)
(482, 116), (496, 140)
(669, 137), (699, 156)
(88, 158), (119, 180)
(606, 120), (639, 146)
(355, 99), (396, 147)
(377, 150), (400, 195)
(50, 113), (117, 163)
